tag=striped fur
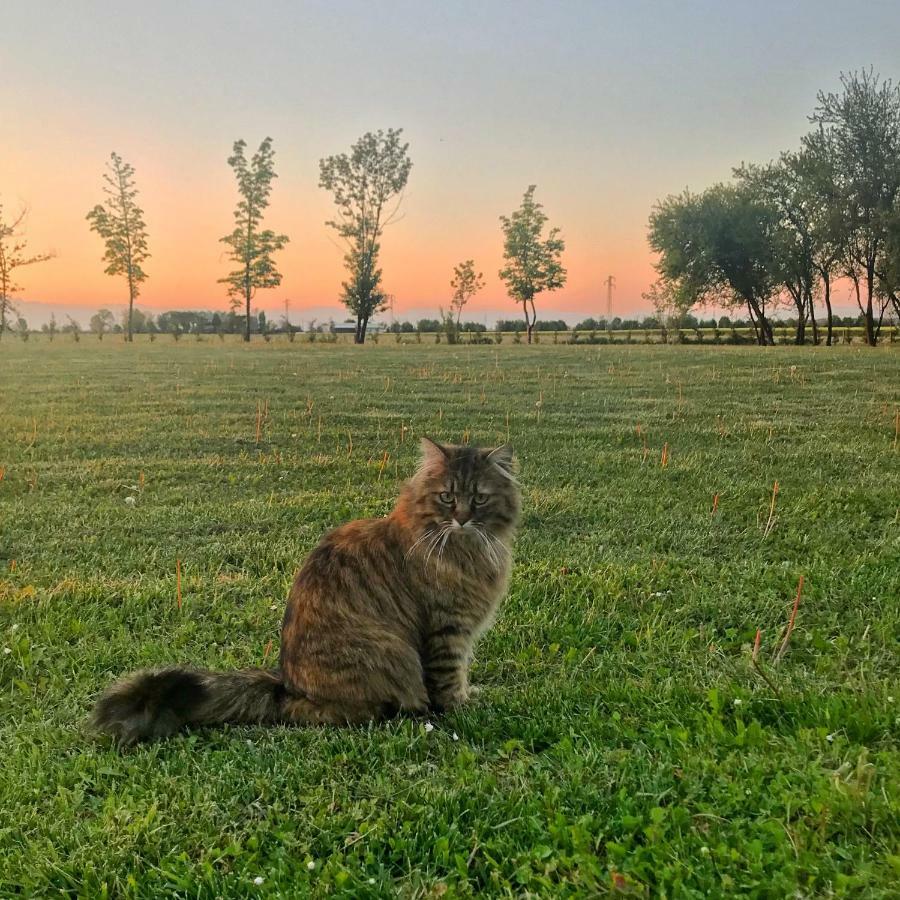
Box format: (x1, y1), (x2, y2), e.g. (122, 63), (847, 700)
(91, 438), (520, 744)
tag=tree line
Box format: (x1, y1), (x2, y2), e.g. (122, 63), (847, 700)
(1, 131), (566, 344)
(648, 69), (900, 346)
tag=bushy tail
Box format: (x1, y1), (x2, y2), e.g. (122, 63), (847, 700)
(90, 666), (288, 746)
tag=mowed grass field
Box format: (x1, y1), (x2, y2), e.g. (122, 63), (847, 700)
(0, 339), (898, 898)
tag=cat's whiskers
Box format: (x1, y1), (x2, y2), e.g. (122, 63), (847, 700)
(423, 523), (453, 569)
(404, 526), (439, 561)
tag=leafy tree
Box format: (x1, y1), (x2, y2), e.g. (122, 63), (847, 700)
(498, 185), (566, 344)
(86, 153), (150, 343)
(642, 277), (696, 341)
(15, 316), (29, 341)
(649, 184), (780, 345)
(450, 260), (485, 329)
(219, 138), (289, 342)
(878, 198), (900, 319)
(0, 202), (53, 340)
(119, 307), (150, 334)
(737, 158), (820, 344)
(805, 69), (900, 345)
(90, 308), (115, 340)
(319, 128), (412, 344)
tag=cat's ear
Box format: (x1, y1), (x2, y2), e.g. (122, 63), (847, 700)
(485, 444), (517, 478)
(420, 436), (449, 466)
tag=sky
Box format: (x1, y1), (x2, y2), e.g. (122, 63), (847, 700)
(4, 0), (900, 327)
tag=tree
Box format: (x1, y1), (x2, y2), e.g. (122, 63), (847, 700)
(90, 308), (115, 340)
(878, 198), (900, 320)
(219, 138), (289, 342)
(498, 186), (566, 344)
(319, 128), (412, 344)
(805, 69), (900, 345)
(0, 202), (53, 340)
(642, 277), (695, 341)
(42, 312), (58, 341)
(86, 153), (150, 343)
(119, 307), (150, 334)
(449, 260), (485, 329)
(737, 157), (820, 344)
(649, 185), (780, 345)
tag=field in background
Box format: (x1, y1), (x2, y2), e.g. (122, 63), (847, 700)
(0, 341), (897, 896)
(16, 323), (898, 345)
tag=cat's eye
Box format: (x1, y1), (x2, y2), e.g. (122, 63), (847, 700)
(472, 493), (489, 506)
(438, 491), (455, 505)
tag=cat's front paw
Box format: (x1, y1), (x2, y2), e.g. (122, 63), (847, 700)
(429, 688), (470, 712)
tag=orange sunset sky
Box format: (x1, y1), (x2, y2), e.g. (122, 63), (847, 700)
(5, 1), (900, 327)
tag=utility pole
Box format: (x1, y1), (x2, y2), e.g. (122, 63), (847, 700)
(605, 275), (615, 320)
(283, 297), (291, 328)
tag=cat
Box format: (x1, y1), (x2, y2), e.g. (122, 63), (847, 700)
(91, 438), (520, 745)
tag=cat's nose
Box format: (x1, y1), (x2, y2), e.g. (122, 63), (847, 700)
(455, 508), (472, 526)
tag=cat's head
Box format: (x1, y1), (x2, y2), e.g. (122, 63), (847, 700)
(401, 437), (521, 538)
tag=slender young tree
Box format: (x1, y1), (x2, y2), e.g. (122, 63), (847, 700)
(498, 186), (567, 344)
(219, 137), (289, 342)
(86, 153), (149, 342)
(450, 260), (485, 329)
(319, 128), (412, 344)
(0, 202), (53, 340)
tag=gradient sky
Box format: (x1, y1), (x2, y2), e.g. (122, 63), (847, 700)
(4, 0), (900, 326)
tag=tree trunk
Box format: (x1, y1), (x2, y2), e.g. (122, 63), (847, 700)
(522, 301), (533, 344)
(244, 286), (251, 343)
(807, 281), (818, 345)
(864, 267), (876, 346)
(126, 276), (135, 343)
(822, 271), (833, 346)
(355, 314), (368, 344)
(746, 302), (762, 345)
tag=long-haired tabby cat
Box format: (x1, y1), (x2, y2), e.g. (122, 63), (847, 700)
(92, 438), (520, 744)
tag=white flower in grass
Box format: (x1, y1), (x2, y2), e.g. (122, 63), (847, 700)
(307, 860), (316, 870)
(424, 722), (434, 733)
(253, 876), (264, 885)
(826, 733), (836, 743)
(125, 496), (136, 507)
(368, 878), (376, 885)
(452, 732), (459, 742)
(3, 647), (11, 655)
(733, 699), (742, 707)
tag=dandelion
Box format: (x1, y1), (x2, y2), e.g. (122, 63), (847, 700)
(253, 876), (264, 886)
(424, 721), (434, 733)
(733, 698), (742, 707)
(3, 647), (11, 655)
(452, 732), (459, 741)
(368, 878), (376, 885)
(307, 861), (316, 871)
(125, 496), (136, 507)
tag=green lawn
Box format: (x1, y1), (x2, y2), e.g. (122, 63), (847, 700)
(1, 338), (898, 897)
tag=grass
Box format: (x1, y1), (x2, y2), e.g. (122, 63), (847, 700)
(0, 338), (898, 897)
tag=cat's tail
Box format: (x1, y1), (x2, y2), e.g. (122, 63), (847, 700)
(90, 666), (292, 746)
